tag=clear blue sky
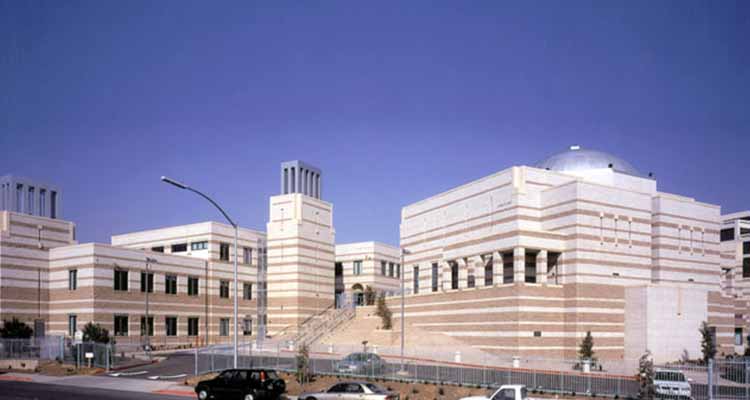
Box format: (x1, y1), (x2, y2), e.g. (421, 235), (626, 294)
(1, 1), (748, 245)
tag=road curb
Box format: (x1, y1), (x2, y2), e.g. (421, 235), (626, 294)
(153, 389), (195, 397)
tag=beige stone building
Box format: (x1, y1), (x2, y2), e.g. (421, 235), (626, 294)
(335, 242), (401, 305)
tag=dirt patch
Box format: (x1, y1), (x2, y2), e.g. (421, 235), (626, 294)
(36, 361), (103, 376)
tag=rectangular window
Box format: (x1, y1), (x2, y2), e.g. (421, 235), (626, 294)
(165, 275), (177, 295)
(188, 277), (199, 296)
(219, 318), (229, 336)
(381, 261), (386, 276)
(171, 243), (187, 253)
(50, 191), (57, 218)
(396, 264), (400, 279)
(220, 280), (230, 298)
(140, 316), (154, 336)
(68, 269), (77, 290)
(431, 263), (439, 292)
(484, 256), (493, 286)
(389, 262), (394, 277)
(744, 242), (750, 255)
(467, 273), (475, 288)
(736, 328), (743, 346)
(353, 260), (362, 275)
(243, 283), (252, 300)
(744, 258), (750, 278)
(721, 228), (736, 242)
(525, 251), (538, 283)
(114, 270), (128, 291)
(68, 315), (77, 336)
(450, 261), (458, 290)
(39, 189), (46, 217)
(188, 317), (199, 336)
(151, 246), (164, 253)
(220, 243), (230, 261)
(27, 187), (34, 214)
(413, 266), (419, 294)
(503, 252), (514, 284)
(140, 272), (153, 293)
(15, 184), (23, 212)
(114, 315), (129, 336)
(243, 247), (252, 264)
(243, 318), (252, 336)
(165, 317), (177, 336)
(190, 241), (208, 251)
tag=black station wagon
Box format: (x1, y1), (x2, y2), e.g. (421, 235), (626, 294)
(195, 368), (286, 400)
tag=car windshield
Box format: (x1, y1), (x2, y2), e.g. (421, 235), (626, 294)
(344, 353), (364, 362)
(264, 370), (279, 380)
(365, 383), (387, 393)
(655, 372), (686, 382)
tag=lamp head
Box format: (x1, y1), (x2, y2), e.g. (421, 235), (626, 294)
(161, 176), (188, 189)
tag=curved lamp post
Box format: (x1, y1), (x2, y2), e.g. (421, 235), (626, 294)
(161, 176), (240, 368)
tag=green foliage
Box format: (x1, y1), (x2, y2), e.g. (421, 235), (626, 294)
(700, 321), (716, 363)
(375, 292), (392, 330)
(638, 351), (655, 400)
(82, 322), (111, 344)
(0, 318), (33, 339)
(364, 286), (377, 306)
(578, 331), (596, 363)
(296, 342), (311, 384)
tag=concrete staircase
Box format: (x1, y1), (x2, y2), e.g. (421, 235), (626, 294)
(275, 304), (356, 346)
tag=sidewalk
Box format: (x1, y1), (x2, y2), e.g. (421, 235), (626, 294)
(0, 372), (195, 397)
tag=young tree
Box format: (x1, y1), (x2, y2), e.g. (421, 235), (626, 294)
(700, 321), (716, 364)
(375, 292), (392, 330)
(364, 286), (376, 306)
(0, 318), (33, 339)
(578, 331), (596, 363)
(82, 322), (111, 344)
(638, 350), (655, 400)
(296, 342), (311, 385)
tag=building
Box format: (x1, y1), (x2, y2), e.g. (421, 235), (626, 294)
(0, 175), (62, 219)
(720, 211), (750, 352)
(394, 146), (732, 362)
(335, 242), (401, 305)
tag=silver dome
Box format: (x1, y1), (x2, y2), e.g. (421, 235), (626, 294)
(534, 146), (640, 177)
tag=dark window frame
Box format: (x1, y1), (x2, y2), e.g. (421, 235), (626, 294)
(188, 277), (199, 296)
(114, 315), (129, 336)
(220, 280), (230, 298)
(165, 316), (177, 336)
(114, 269), (129, 291)
(165, 275), (177, 295)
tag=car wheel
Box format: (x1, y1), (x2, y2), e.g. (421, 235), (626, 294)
(197, 388), (210, 400)
(244, 394), (254, 400)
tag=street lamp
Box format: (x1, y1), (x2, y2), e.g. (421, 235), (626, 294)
(400, 248), (411, 374)
(144, 257), (157, 360)
(161, 176), (240, 368)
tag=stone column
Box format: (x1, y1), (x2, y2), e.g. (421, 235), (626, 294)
(536, 250), (548, 284)
(492, 251), (503, 285)
(513, 247), (525, 283)
(456, 258), (466, 288)
(441, 261), (451, 291)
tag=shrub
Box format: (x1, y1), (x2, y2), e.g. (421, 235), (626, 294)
(82, 322), (110, 343)
(700, 321), (716, 363)
(438, 387), (445, 396)
(638, 350), (655, 400)
(375, 293), (392, 330)
(296, 342), (312, 384)
(364, 286), (377, 306)
(0, 318), (33, 339)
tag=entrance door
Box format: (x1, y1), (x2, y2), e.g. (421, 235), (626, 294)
(334, 262), (344, 308)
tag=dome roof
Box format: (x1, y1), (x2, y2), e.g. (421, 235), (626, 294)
(534, 146), (641, 177)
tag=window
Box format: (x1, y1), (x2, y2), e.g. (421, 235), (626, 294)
(243, 283), (252, 300)
(220, 280), (230, 298)
(534, 331), (542, 337)
(114, 270), (128, 291)
(220, 318), (230, 336)
(353, 260), (363, 275)
(736, 328), (744, 346)
(396, 264), (400, 279)
(744, 258), (750, 278)
(503, 252), (514, 284)
(151, 246), (164, 253)
(68, 315), (77, 336)
(431, 263), (439, 292)
(171, 243), (187, 253)
(188, 317), (199, 336)
(39, 189), (46, 217)
(50, 191), (57, 218)
(484, 256), (493, 286)
(165, 275), (177, 295)
(140, 316), (153, 336)
(381, 261), (386, 276)
(220, 243), (230, 261)
(243, 318), (252, 336)
(140, 272), (153, 293)
(243, 247), (252, 264)
(114, 315), (129, 336)
(389, 262), (394, 277)
(467, 273), (475, 288)
(450, 262), (458, 289)
(191, 241), (208, 251)
(68, 269), (77, 290)
(721, 228), (736, 242)
(413, 266), (419, 294)
(525, 251), (538, 283)
(15, 184), (22, 212)
(188, 277), (199, 296)
(744, 242), (750, 255)
(27, 187), (34, 214)
(165, 317), (177, 336)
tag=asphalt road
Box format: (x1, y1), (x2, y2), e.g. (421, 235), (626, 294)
(114, 352), (196, 379)
(0, 380), (188, 400)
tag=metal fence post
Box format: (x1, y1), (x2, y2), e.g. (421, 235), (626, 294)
(195, 347), (199, 376)
(745, 358), (749, 400)
(708, 358), (714, 400)
(105, 344), (110, 372)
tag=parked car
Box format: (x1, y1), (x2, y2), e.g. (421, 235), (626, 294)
(300, 381), (399, 400)
(334, 353), (387, 376)
(195, 368), (286, 400)
(460, 385), (538, 400)
(653, 369), (693, 400)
